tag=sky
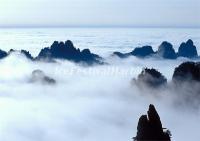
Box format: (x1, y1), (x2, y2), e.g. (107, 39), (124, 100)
(0, 0), (199, 27)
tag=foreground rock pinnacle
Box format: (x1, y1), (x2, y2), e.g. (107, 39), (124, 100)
(133, 104), (171, 141)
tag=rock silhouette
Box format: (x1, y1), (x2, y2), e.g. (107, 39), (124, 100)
(0, 40), (103, 65)
(131, 46), (155, 57)
(0, 39), (198, 63)
(172, 62), (200, 108)
(0, 49), (8, 59)
(172, 61), (200, 82)
(9, 49), (34, 60)
(36, 40), (103, 65)
(156, 41), (177, 59)
(177, 39), (198, 58)
(30, 70), (56, 85)
(136, 68), (167, 88)
(133, 104), (171, 141)
(113, 40), (198, 60)
(113, 51), (129, 58)
(113, 46), (155, 58)
(20, 50), (34, 60)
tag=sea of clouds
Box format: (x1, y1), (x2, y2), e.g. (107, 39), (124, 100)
(0, 27), (200, 141)
(0, 52), (200, 141)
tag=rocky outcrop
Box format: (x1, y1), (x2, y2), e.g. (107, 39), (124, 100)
(177, 39), (198, 58)
(131, 46), (155, 57)
(157, 41), (177, 59)
(36, 40), (103, 65)
(133, 104), (171, 141)
(20, 50), (34, 60)
(136, 68), (167, 88)
(172, 62), (200, 108)
(113, 46), (155, 58)
(0, 40), (103, 65)
(0, 49), (8, 59)
(30, 70), (56, 85)
(9, 49), (34, 60)
(112, 52), (129, 58)
(113, 40), (198, 60)
(172, 61), (200, 82)
(0, 39), (198, 63)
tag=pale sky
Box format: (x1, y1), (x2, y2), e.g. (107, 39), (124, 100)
(0, 0), (199, 27)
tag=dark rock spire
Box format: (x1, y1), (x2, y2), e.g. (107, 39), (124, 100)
(0, 49), (8, 59)
(172, 61), (200, 82)
(136, 68), (167, 88)
(36, 40), (103, 65)
(178, 39), (198, 58)
(134, 104), (171, 141)
(157, 41), (177, 59)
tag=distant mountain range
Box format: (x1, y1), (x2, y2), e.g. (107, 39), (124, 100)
(0, 39), (199, 65)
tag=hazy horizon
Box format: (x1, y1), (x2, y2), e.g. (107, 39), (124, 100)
(0, 25), (200, 29)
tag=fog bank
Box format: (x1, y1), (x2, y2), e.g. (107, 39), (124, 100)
(0, 54), (199, 141)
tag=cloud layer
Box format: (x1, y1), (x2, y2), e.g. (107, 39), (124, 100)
(0, 53), (200, 141)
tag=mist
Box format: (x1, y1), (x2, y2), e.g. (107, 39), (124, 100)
(0, 52), (199, 141)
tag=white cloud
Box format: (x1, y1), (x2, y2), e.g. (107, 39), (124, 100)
(0, 53), (200, 141)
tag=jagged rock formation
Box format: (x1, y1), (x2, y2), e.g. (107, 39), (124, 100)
(0, 40), (104, 64)
(172, 61), (200, 82)
(131, 46), (155, 57)
(133, 104), (171, 141)
(0, 39), (198, 63)
(20, 50), (34, 60)
(9, 49), (34, 60)
(36, 40), (103, 65)
(136, 68), (167, 88)
(113, 46), (155, 58)
(177, 39), (198, 58)
(157, 41), (177, 59)
(0, 40), (103, 65)
(0, 49), (8, 59)
(30, 70), (56, 85)
(172, 62), (200, 108)
(113, 39), (198, 60)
